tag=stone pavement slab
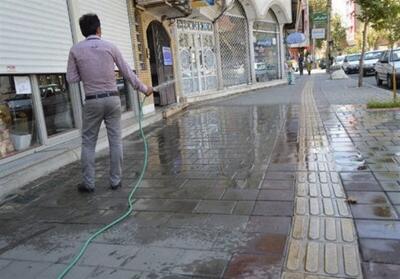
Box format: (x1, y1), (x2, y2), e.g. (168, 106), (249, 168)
(2, 73), (400, 278)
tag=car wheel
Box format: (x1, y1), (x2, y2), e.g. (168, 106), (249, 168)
(387, 75), (393, 89)
(376, 74), (382, 86)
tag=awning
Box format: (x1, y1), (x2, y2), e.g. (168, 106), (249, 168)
(286, 32), (306, 45)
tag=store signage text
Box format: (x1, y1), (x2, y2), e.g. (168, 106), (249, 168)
(177, 20), (213, 32)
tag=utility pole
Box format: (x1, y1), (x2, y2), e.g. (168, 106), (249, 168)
(326, 0), (332, 73)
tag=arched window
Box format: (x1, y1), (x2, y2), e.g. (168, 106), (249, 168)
(216, 0), (251, 87)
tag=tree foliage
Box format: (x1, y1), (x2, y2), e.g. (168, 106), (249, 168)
(366, 27), (383, 50)
(372, 0), (400, 47)
(353, 0), (388, 87)
(331, 15), (347, 53)
(309, 0), (327, 13)
(354, 0), (387, 25)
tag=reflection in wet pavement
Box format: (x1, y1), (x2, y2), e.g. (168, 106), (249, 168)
(0, 85), (298, 278)
(1, 74), (400, 278)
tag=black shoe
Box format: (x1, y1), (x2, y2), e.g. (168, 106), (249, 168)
(77, 184), (95, 193)
(110, 182), (122, 190)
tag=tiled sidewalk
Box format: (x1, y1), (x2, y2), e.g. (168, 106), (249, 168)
(0, 74), (399, 278)
(0, 82), (303, 278)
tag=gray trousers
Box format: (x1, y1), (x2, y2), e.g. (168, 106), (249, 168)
(82, 96), (122, 188)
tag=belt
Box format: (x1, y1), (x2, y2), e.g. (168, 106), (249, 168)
(85, 91), (119, 100)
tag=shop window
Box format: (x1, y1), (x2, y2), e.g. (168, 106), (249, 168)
(0, 75), (38, 158)
(115, 71), (129, 112)
(253, 20), (280, 82)
(38, 74), (75, 137)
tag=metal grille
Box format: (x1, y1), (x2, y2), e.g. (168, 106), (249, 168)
(177, 20), (217, 95)
(217, 12), (250, 87)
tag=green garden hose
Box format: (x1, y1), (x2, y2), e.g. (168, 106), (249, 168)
(57, 96), (149, 279)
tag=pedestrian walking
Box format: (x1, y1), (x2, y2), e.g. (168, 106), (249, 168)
(306, 53), (313, 75)
(298, 53), (304, 76)
(66, 14), (153, 193)
(285, 60), (295, 85)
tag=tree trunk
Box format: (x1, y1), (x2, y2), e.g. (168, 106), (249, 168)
(358, 21), (368, 87)
(391, 44), (397, 101)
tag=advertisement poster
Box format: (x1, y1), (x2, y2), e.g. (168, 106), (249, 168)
(162, 47), (173, 66)
(14, 76), (32, 94)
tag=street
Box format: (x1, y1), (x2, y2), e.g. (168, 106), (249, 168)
(348, 73), (400, 95)
(0, 73), (400, 278)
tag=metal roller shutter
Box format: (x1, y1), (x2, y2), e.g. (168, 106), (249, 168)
(77, 0), (135, 68)
(0, 0), (73, 74)
(216, 0), (250, 87)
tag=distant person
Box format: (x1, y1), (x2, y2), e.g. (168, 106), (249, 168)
(298, 53), (304, 75)
(285, 60), (295, 85)
(66, 14), (153, 193)
(306, 54), (313, 75)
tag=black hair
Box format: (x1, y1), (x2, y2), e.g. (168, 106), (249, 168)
(79, 13), (100, 37)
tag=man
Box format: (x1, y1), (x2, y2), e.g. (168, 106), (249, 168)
(298, 53), (304, 76)
(306, 53), (313, 75)
(67, 14), (152, 192)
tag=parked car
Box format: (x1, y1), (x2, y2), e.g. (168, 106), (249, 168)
(333, 55), (346, 68)
(343, 54), (361, 74)
(375, 48), (400, 89)
(363, 50), (384, 76)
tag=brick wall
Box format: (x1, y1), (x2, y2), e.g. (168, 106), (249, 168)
(127, 2), (182, 106)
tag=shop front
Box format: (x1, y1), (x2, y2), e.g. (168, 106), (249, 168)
(253, 10), (281, 82)
(177, 19), (218, 96)
(0, 0), (140, 161)
(216, 0), (251, 88)
(0, 0), (78, 160)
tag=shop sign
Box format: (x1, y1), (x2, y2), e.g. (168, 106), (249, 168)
(312, 28), (326, 39)
(162, 47), (173, 66)
(14, 76), (32, 94)
(286, 32), (306, 44)
(313, 12), (328, 22)
(6, 65), (16, 72)
(177, 20), (213, 32)
(256, 38), (273, 47)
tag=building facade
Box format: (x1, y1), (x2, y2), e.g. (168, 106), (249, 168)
(0, 0), (292, 180)
(133, 0), (292, 103)
(0, 0), (153, 163)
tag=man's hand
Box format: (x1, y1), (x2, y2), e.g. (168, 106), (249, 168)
(145, 86), (153, 97)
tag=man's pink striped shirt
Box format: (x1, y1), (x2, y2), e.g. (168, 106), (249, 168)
(66, 35), (147, 95)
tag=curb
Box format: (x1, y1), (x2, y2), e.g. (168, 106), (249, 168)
(0, 112), (163, 201)
(183, 80), (287, 104)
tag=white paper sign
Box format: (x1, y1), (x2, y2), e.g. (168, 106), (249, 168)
(14, 76), (32, 94)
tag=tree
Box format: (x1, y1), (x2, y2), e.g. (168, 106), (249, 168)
(346, 30), (363, 54)
(353, 0), (387, 87)
(366, 27), (384, 50)
(373, 0), (400, 100)
(309, 0), (327, 14)
(331, 15), (347, 53)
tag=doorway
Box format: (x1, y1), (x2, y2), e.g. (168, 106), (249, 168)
(146, 21), (176, 106)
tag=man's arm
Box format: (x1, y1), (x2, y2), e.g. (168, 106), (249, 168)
(112, 45), (151, 95)
(66, 50), (81, 83)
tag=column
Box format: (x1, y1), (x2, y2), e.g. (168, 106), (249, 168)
(279, 23), (286, 79)
(248, 20), (257, 84)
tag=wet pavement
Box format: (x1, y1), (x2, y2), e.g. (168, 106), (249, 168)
(1, 74), (400, 278)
